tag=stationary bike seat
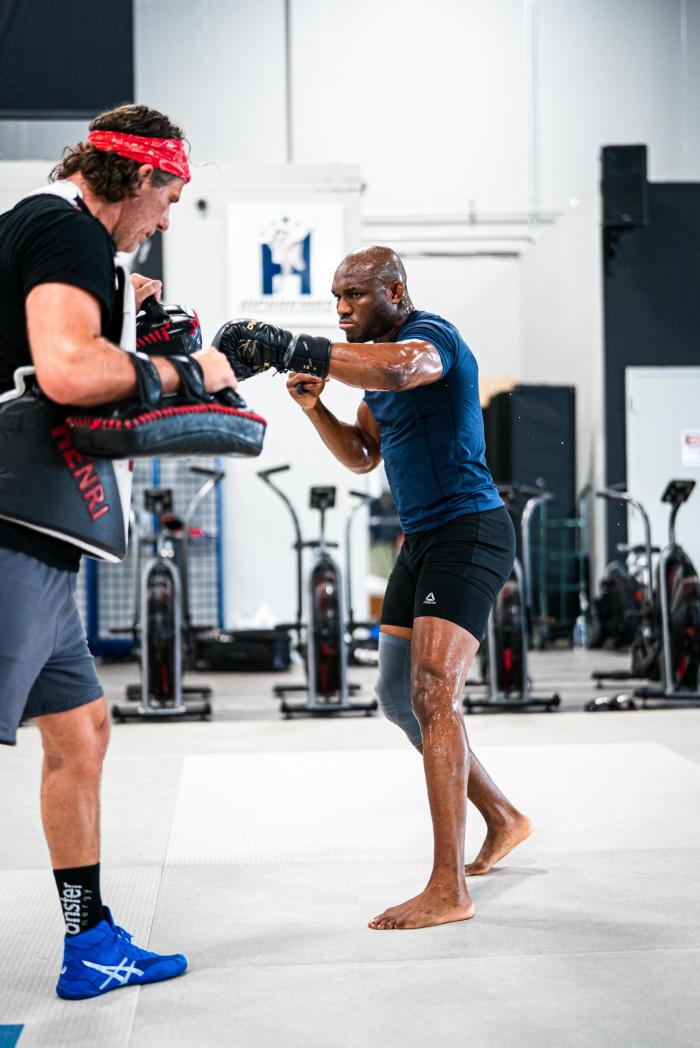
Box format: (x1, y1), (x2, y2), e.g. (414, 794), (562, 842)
(161, 513), (185, 532)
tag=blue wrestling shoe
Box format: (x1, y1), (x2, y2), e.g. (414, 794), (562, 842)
(56, 907), (187, 1000)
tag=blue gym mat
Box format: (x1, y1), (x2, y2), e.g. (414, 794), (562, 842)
(0, 1027), (23, 1048)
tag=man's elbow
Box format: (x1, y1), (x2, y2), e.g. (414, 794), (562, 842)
(34, 363), (82, 405)
(384, 362), (414, 392)
(352, 450), (381, 474)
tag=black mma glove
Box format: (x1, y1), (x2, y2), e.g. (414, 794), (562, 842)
(211, 319), (331, 381)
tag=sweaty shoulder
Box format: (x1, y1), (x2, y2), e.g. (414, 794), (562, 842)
(394, 309), (465, 377)
(11, 195), (116, 316)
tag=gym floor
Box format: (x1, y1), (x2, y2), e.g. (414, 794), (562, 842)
(2, 649), (699, 1048)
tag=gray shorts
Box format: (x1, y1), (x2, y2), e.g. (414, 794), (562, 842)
(0, 547), (103, 746)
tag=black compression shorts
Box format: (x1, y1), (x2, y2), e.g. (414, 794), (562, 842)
(381, 506), (516, 641)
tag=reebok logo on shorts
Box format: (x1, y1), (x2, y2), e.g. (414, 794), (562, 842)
(423, 592), (437, 605)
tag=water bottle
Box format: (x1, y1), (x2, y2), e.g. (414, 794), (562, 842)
(573, 613), (589, 651)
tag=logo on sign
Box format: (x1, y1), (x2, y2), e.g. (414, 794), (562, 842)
(260, 216), (311, 297)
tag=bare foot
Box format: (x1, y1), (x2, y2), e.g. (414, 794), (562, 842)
(464, 814), (533, 876)
(369, 884), (475, 930)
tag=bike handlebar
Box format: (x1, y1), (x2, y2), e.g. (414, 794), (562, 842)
(497, 482), (550, 500)
(256, 464), (303, 632)
(595, 486), (635, 503)
(189, 465), (225, 483)
(595, 487), (655, 598)
(257, 464), (291, 479)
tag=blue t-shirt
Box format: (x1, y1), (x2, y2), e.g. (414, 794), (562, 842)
(363, 310), (502, 533)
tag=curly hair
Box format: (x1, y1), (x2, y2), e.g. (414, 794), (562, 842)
(50, 104), (187, 203)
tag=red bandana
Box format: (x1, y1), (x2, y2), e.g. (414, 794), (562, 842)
(86, 130), (191, 183)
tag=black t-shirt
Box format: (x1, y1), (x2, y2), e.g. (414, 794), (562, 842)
(0, 189), (117, 570)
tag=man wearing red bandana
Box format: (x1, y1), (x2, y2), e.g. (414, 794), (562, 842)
(0, 104), (236, 999)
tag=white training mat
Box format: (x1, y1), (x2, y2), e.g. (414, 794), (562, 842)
(164, 742), (700, 866)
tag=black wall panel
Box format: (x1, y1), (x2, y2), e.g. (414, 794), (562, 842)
(485, 385), (578, 630)
(602, 145), (649, 227)
(133, 232), (165, 293)
(485, 385), (577, 520)
(602, 181), (700, 557)
(0, 1), (133, 118)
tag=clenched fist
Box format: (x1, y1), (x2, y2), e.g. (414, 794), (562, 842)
(286, 372), (329, 412)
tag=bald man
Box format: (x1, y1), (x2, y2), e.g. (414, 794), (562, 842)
(217, 247), (532, 930)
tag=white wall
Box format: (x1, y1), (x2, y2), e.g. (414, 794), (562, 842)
(291, 0), (530, 213)
(626, 368), (700, 572)
(398, 255), (523, 380)
(520, 196), (604, 490)
(0, 121), (87, 163)
(290, 0), (700, 214)
(0, 161), (54, 213)
(537, 0), (700, 206)
(135, 0), (288, 169)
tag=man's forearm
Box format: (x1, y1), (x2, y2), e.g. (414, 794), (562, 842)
(304, 401), (377, 473)
(328, 340), (443, 392)
(38, 337), (179, 407)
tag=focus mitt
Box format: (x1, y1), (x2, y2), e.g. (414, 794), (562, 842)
(136, 297), (202, 355)
(67, 351), (266, 459)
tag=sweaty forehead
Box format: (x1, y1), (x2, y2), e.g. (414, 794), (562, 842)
(333, 260), (379, 289)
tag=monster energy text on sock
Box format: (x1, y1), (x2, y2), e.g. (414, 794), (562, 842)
(60, 882), (92, 935)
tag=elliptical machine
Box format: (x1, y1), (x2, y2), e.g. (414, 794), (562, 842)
(464, 483), (561, 713)
(112, 466), (223, 723)
(258, 465), (377, 718)
(587, 479), (700, 710)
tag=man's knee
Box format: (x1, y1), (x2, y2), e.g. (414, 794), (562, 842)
(375, 633), (422, 748)
(40, 699), (110, 774)
(88, 704), (110, 764)
(411, 660), (462, 729)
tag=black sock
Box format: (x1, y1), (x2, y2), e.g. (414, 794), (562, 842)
(53, 864), (104, 936)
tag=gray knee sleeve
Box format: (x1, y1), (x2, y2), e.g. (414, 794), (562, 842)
(374, 633), (422, 748)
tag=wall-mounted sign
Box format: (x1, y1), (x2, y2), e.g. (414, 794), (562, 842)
(681, 430), (700, 467)
(226, 202), (345, 328)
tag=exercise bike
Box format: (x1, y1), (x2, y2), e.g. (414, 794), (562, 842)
(345, 489), (380, 666)
(590, 484), (657, 693)
(112, 466), (223, 722)
(587, 479), (700, 710)
(258, 465), (377, 718)
(464, 483), (561, 713)
(589, 558), (644, 651)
